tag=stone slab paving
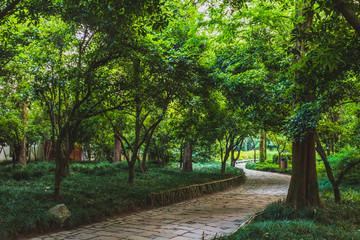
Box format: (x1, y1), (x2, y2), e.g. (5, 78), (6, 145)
(30, 163), (290, 240)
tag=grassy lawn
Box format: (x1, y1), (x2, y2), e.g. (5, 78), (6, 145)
(0, 161), (244, 239)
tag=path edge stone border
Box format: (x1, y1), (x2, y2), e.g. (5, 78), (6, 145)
(150, 173), (246, 207)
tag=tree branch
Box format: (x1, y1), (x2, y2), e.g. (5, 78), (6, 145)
(332, 0), (360, 36)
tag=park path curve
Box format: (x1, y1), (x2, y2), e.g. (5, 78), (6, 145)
(30, 163), (290, 240)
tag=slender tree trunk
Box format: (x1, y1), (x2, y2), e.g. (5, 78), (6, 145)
(113, 136), (122, 162)
(54, 139), (65, 201)
(18, 101), (28, 166)
(278, 151), (281, 165)
(231, 148), (235, 167)
(182, 141), (192, 172)
(260, 130), (266, 162)
(179, 143), (183, 169)
(142, 139), (151, 173)
(221, 150), (230, 174)
(137, 155), (145, 173)
(250, 137), (256, 162)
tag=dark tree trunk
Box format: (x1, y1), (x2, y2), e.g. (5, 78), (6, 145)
(182, 141), (192, 172)
(286, 132), (321, 209)
(221, 160), (227, 174)
(221, 148), (231, 174)
(113, 136), (122, 162)
(129, 151), (138, 183)
(129, 161), (135, 184)
(260, 130), (266, 163)
(54, 140), (66, 201)
(180, 145), (183, 169)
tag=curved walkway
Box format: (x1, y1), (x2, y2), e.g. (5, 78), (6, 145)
(31, 164), (290, 240)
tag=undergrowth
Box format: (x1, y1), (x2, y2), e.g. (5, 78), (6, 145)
(0, 161), (244, 239)
(218, 196), (360, 240)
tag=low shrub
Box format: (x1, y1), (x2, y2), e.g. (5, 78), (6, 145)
(245, 160), (292, 174)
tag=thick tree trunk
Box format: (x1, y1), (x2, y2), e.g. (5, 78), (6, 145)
(286, 133), (321, 209)
(260, 130), (266, 163)
(54, 136), (71, 201)
(286, 1), (322, 209)
(182, 141), (192, 172)
(113, 136), (122, 162)
(221, 160), (227, 174)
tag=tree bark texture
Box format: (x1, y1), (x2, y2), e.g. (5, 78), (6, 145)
(182, 141), (192, 172)
(286, 132), (321, 209)
(260, 130), (267, 163)
(113, 136), (122, 162)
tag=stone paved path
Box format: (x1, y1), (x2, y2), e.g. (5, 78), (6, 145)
(30, 163), (290, 240)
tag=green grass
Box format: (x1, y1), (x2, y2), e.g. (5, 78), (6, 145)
(0, 161), (244, 239)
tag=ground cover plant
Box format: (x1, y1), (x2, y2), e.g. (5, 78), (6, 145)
(219, 150), (360, 240)
(0, 161), (244, 239)
(217, 190), (360, 240)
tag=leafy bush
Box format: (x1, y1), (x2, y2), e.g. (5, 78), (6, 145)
(245, 159), (292, 174)
(272, 153), (292, 163)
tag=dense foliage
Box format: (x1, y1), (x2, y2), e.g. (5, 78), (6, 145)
(1, 0), (360, 238)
